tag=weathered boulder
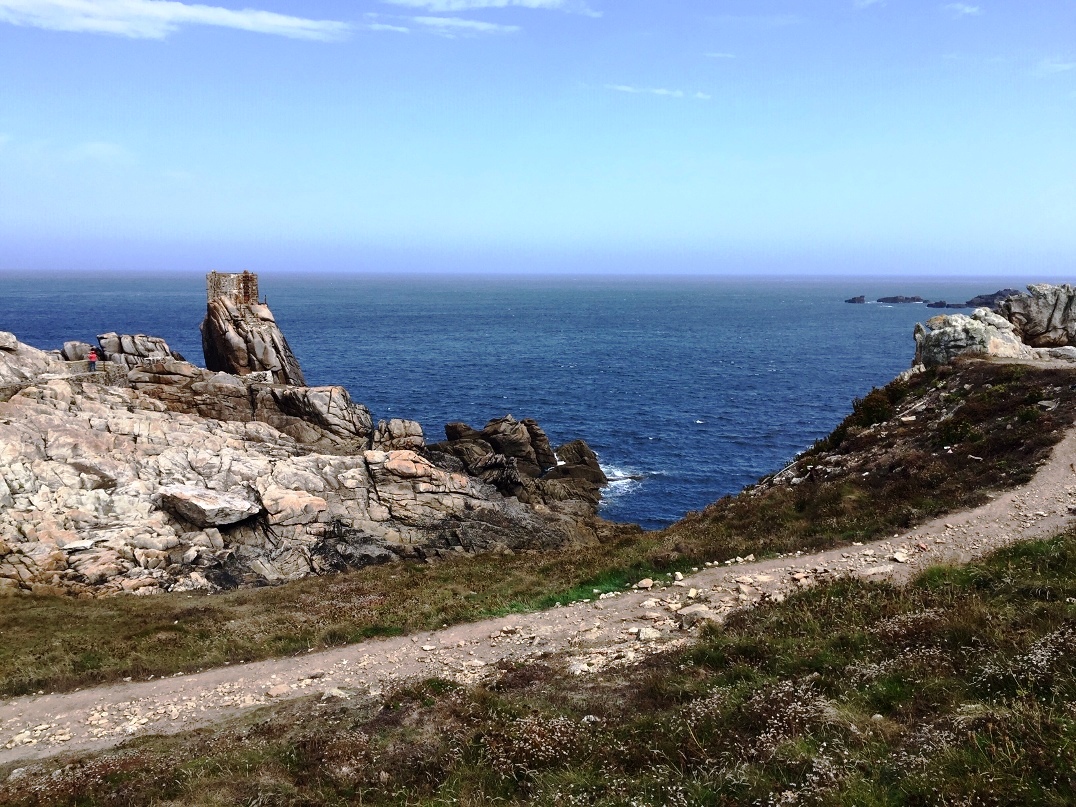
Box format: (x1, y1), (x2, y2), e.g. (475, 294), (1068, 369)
(128, 359), (373, 451)
(200, 272), (305, 385)
(547, 439), (608, 488)
(434, 415), (557, 478)
(913, 308), (1033, 367)
(479, 415), (547, 477)
(430, 416), (607, 510)
(0, 331), (20, 351)
(97, 332), (183, 369)
(372, 418), (425, 452)
(0, 337), (67, 387)
(158, 485), (261, 528)
(61, 341), (94, 361)
(998, 284), (1076, 348)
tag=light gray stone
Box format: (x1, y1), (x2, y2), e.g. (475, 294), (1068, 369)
(158, 485), (261, 528)
(913, 308), (1033, 367)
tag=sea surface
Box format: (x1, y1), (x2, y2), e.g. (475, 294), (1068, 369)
(0, 273), (1041, 529)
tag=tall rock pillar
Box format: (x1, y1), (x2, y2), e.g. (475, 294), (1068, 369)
(200, 271), (307, 386)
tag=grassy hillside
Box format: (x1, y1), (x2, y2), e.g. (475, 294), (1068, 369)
(4, 530), (1075, 805)
(2, 360), (1076, 697)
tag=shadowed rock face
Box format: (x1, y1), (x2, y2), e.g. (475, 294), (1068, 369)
(429, 415), (608, 508)
(998, 283), (1076, 348)
(201, 293), (306, 386)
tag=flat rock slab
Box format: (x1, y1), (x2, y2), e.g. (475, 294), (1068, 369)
(158, 485), (261, 528)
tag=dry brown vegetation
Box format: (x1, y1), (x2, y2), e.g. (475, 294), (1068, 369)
(3, 531), (1075, 806)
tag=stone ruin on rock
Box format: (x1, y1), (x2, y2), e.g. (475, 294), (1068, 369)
(0, 275), (612, 598)
(201, 270), (306, 386)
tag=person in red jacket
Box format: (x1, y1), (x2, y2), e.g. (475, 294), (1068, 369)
(87, 348), (98, 373)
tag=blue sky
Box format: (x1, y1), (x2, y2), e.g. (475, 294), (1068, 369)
(1, 0), (1074, 274)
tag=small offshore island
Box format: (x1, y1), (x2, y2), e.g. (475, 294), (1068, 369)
(845, 288), (1022, 308)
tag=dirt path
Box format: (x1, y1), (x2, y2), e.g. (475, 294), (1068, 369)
(4, 427), (1076, 768)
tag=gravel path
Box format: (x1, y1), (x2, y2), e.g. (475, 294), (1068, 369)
(4, 427), (1076, 767)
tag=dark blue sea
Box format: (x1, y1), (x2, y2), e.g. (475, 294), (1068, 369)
(0, 273), (1042, 529)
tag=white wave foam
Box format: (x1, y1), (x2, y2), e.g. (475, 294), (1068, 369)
(599, 461), (645, 503)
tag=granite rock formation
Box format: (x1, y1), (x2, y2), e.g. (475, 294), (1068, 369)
(967, 289), (1021, 309)
(97, 333), (185, 369)
(913, 309), (1033, 367)
(913, 284), (1076, 367)
(998, 283), (1076, 348)
(125, 359), (373, 452)
(0, 332), (66, 387)
(0, 332), (604, 598)
(372, 418), (426, 452)
(200, 271), (306, 386)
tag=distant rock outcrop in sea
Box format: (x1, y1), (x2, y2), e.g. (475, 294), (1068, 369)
(877, 295), (924, 304)
(847, 288), (1021, 310)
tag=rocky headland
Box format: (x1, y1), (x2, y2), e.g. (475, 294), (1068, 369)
(5, 280), (1074, 601)
(3, 282), (1076, 787)
(0, 273), (608, 598)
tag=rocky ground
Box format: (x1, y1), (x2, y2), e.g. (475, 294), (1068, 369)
(3, 408), (1075, 769)
(0, 335), (605, 598)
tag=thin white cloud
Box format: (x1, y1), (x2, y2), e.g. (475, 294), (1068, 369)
(854, 0), (885, 7)
(606, 84), (710, 101)
(412, 15), (519, 35)
(1038, 58), (1076, 75)
(705, 52), (735, 59)
(942, 3), (981, 17)
(384, 0), (600, 16)
(0, 0), (351, 40)
(708, 14), (803, 27)
(365, 22), (410, 33)
(66, 140), (133, 164)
